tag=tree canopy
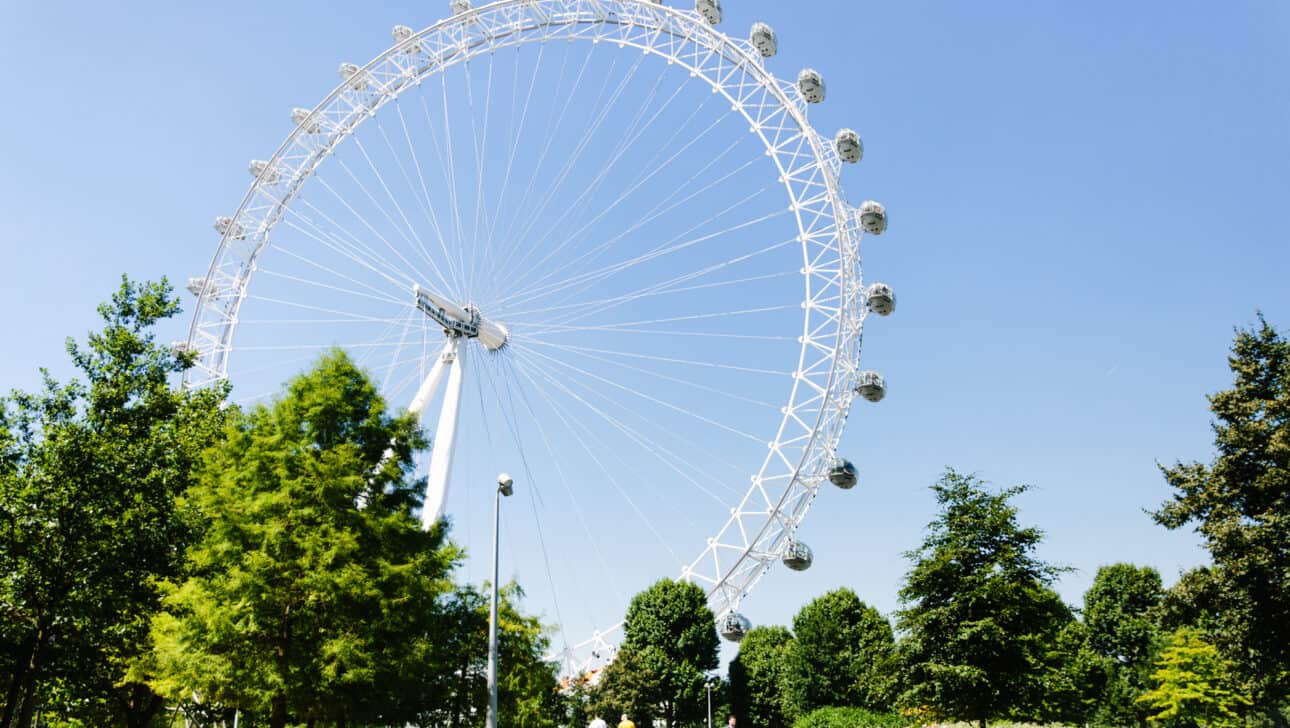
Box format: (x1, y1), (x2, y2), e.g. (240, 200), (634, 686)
(729, 625), (793, 728)
(0, 277), (228, 728)
(782, 588), (896, 718)
(1152, 314), (1290, 711)
(895, 469), (1070, 728)
(598, 578), (719, 728)
(140, 349), (462, 727)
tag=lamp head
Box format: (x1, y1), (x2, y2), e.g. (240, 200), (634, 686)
(498, 472), (514, 497)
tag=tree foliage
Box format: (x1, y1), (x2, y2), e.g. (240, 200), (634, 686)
(1152, 315), (1290, 710)
(1079, 563), (1164, 727)
(730, 625), (793, 728)
(0, 277), (228, 728)
(782, 588), (897, 718)
(598, 578), (718, 728)
(894, 469), (1071, 728)
(791, 706), (905, 728)
(1137, 627), (1251, 728)
(139, 350), (461, 728)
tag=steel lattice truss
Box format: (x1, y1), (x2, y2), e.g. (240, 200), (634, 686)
(184, 0), (872, 675)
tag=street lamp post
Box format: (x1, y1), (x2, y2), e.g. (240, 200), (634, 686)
(706, 676), (716, 728)
(487, 473), (514, 728)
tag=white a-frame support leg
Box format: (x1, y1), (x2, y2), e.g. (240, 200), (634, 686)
(407, 337), (466, 530)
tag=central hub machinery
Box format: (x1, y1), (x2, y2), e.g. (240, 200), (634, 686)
(413, 284), (509, 351)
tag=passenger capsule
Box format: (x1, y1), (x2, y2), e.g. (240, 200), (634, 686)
(214, 216), (245, 240)
(291, 107), (321, 133)
(797, 68), (825, 104)
(339, 62), (368, 90)
(748, 22), (777, 57)
(865, 282), (895, 316)
(170, 340), (192, 356)
(451, 0), (472, 14)
(719, 612), (752, 642)
(186, 277), (206, 296)
(696, 0), (722, 24)
(835, 128), (863, 164)
(828, 458), (857, 489)
(858, 200), (888, 235)
(782, 540), (814, 571)
(392, 24), (414, 44)
(855, 370), (886, 402)
(248, 159), (280, 184)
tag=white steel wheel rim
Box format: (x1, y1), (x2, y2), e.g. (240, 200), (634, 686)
(185, 0), (870, 672)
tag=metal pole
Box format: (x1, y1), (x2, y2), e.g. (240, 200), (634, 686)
(487, 484), (501, 728)
(707, 682), (713, 728)
(488, 473), (513, 728)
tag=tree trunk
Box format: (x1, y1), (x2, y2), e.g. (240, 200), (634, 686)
(270, 695), (288, 728)
(6, 625), (50, 728)
(0, 633), (35, 728)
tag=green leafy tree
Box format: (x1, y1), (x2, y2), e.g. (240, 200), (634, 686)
(1137, 627), (1251, 728)
(599, 578), (719, 728)
(427, 582), (562, 728)
(1152, 315), (1290, 713)
(1082, 563), (1164, 727)
(894, 469), (1071, 728)
(140, 350), (461, 728)
(0, 277), (228, 728)
(782, 588), (897, 718)
(729, 625), (793, 728)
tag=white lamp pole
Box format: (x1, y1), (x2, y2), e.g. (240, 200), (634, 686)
(487, 473), (514, 728)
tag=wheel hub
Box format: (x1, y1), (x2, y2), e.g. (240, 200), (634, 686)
(413, 284), (509, 351)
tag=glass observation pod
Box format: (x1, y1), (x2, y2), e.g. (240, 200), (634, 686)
(213, 216), (245, 240)
(392, 24), (418, 51)
(720, 612), (752, 642)
(186, 277), (205, 296)
(835, 128), (863, 163)
(291, 108), (321, 133)
(865, 282), (895, 316)
(338, 62), (368, 90)
(798, 68), (825, 103)
(248, 159), (280, 184)
(855, 371), (886, 403)
(170, 341), (192, 356)
(749, 22), (777, 57)
(828, 457), (858, 489)
(782, 540), (814, 571)
(858, 200), (888, 235)
(696, 0), (722, 24)
(451, 0), (472, 15)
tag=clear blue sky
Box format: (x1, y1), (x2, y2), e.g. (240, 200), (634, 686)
(2, 0), (1288, 665)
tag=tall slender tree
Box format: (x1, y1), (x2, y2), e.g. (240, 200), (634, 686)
(1152, 315), (1290, 717)
(140, 350), (461, 728)
(895, 469), (1070, 728)
(0, 277), (228, 728)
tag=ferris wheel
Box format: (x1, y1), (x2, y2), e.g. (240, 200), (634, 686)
(181, 0), (896, 674)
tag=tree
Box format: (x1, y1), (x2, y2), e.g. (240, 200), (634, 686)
(781, 588), (897, 718)
(599, 578), (719, 728)
(140, 350), (461, 728)
(1137, 627), (1251, 728)
(1082, 563), (1165, 727)
(729, 625), (793, 728)
(894, 469), (1071, 728)
(0, 277), (228, 728)
(1153, 315), (1290, 714)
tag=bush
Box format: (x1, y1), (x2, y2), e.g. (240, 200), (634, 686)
(793, 706), (907, 728)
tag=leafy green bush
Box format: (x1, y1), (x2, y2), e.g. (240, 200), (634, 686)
(793, 706), (907, 728)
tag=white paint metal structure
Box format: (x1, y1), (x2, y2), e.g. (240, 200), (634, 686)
(182, 0), (894, 676)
